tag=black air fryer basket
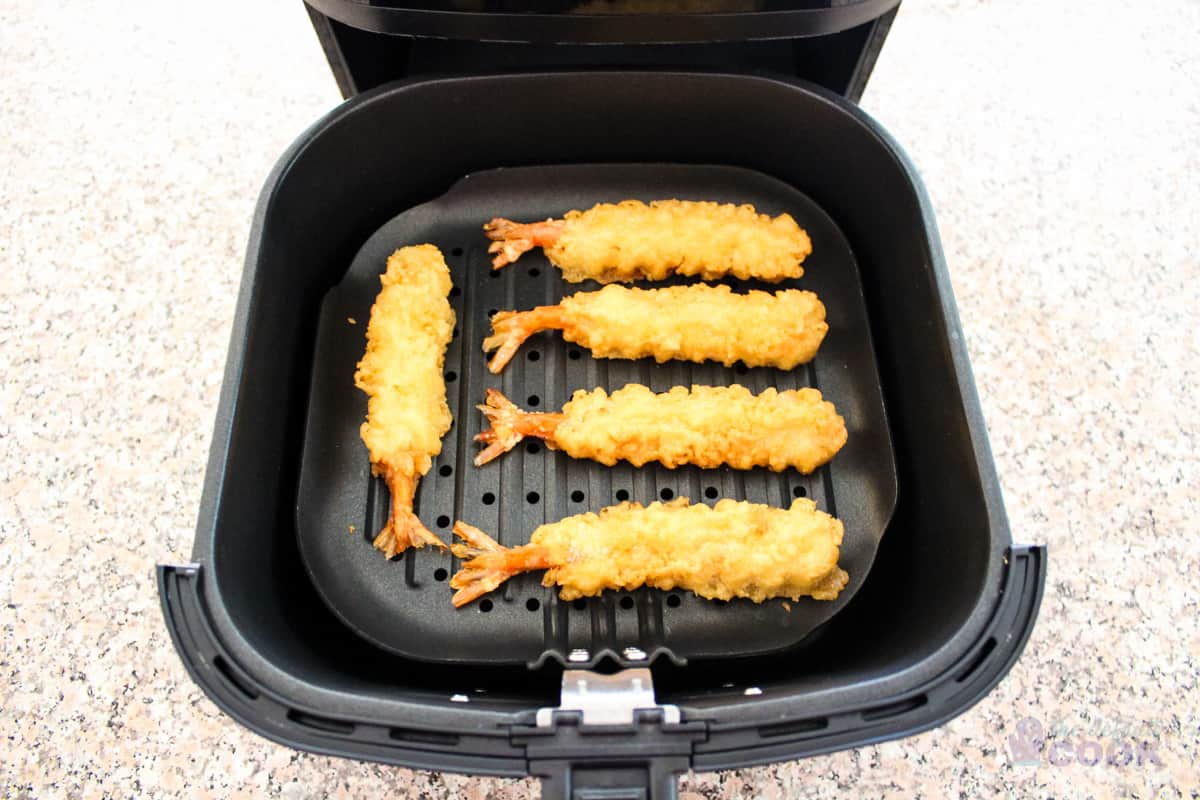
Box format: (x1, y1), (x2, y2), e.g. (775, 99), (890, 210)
(159, 4), (1045, 798)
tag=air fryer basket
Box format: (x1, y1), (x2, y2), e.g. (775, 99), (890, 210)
(159, 72), (1044, 798)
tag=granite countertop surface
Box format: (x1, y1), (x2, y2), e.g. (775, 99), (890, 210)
(2, 0), (1197, 797)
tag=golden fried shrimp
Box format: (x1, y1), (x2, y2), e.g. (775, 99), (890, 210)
(484, 199), (811, 283)
(483, 283), (827, 373)
(474, 384), (846, 473)
(449, 497), (848, 607)
(355, 245), (456, 556)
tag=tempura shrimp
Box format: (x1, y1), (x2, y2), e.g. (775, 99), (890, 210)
(474, 384), (846, 473)
(483, 283), (827, 373)
(484, 199), (811, 283)
(355, 245), (455, 556)
(449, 497), (848, 607)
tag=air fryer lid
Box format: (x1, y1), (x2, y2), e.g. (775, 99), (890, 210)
(304, 0), (902, 44)
(296, 163), (897, 669)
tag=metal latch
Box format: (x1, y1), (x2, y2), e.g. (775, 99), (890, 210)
(536, 668), (681, 727)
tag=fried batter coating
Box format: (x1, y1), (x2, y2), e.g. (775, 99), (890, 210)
(449, 497), (848, 606)
(474, 384), (846, 472)
(484, 199), (811, 283)
(355, 245), (455, 556)
(483, 283), (828, 373)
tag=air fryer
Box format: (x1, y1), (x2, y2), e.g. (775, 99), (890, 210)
(159, 4), (1044, 798)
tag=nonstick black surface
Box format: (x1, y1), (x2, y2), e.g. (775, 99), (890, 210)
(296, 164), (896, 668)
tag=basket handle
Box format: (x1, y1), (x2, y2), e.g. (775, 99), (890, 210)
(537, 758), (684, 800)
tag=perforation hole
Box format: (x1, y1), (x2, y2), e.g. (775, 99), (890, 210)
(527, 395), (540, 407)
(489, 269), (500, 279)
(528, 350), (541, 362)
(449, 286), (462, 298)
(568, 349), (582, 360)
(735, 363), (749, 375)
(453, 326), (460, 339)
(793, 485), (807, 498)
(659, 487), (674, 501)
(439, 464), (453, 477)
(526, 492), (540, 504)
(444, 371), (457, 383)
(487, 308), (498, 317)
(436, 515), (450, 529)
(451, 247), (463, 257)
(572, 599), (587, 611)
(571, 490), (585, 503)
(619, 596), (635, 610)
(482, 492), (496, 505)
(704, 486), (719, 499)
(529, 267), (541, 278)
(479, 599), (493, 613)
(666, 594), (682, 608)
(525, 441), (541, 454)
(526, 598), (540, 612)
(615, 489), (630, 502)
(434, 568), (448, 582)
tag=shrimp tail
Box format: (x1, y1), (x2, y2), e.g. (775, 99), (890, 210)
(473, 388), (563, 466)
(449, 521), (555, 607)
(483, 217), (565, 270)
(372, 463), (447, 557)
(484, 306), (567, 373)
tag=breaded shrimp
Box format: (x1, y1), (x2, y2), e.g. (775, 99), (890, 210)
(474, 384), (846, 473)
(355, 245), (455, 556)
(483, 283), (827, 373)
(484, 199), (811, 283)
(449, 497), (848, 607)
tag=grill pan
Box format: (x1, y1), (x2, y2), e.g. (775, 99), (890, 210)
(296, 163), (897, 668)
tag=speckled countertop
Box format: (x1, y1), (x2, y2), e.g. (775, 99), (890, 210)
(2, 1), (1198, 797)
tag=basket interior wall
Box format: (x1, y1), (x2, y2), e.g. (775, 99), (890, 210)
(202, 73), (997, 708)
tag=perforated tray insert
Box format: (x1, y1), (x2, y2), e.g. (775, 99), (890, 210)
(296, 164), (897, 668)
